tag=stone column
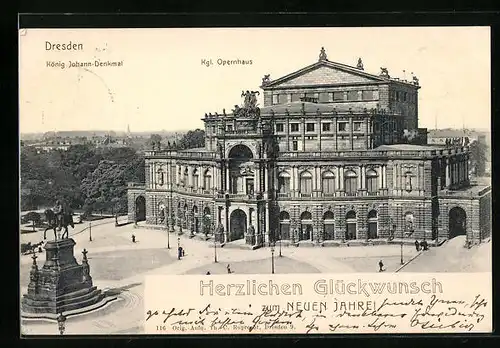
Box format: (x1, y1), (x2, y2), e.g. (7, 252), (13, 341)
(382, 165), (386, 188)
(445, 159), (450, 187)
(226, 166), (230, 192)
(339, 166), (344, 191)
(378, 165), (383, 189)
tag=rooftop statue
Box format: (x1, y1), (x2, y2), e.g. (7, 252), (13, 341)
(319, 47), (327, 61)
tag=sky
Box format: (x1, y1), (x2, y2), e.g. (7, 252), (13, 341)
(19, 27), (491, 133)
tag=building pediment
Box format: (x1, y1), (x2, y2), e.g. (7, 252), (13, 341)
(261, 61), (386, 89)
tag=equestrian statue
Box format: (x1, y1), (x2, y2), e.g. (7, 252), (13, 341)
(43, 199), (75, 240)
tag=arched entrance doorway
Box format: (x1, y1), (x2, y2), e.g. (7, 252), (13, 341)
(300, 211), (313, 241)
(135, 196), (146, 222)
(279, 211), (290, 240)
(228, 145), (254, 195)
(367, 210), (378, 239)
(323, 211), (335, 240)
(230, 209), (247, 241)
(449, 207), (467, 239)
(345, 210), (357, 240)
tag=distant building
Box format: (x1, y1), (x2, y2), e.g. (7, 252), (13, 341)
(128, 48), (491, 248)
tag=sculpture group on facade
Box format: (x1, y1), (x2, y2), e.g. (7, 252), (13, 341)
(231, 91), (260, 118)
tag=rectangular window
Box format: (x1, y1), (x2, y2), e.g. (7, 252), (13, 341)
(362, 90), (374, 100)
(338, 122), (348, 132)
(227, 125), (233, 131)
(279, 94), (288, 104)
(306, 123), (315, 132)
(292, 141), (298, 151)
(291, 94), (302, 102)
(322, 123), (331, 132)
(318, 92), (330, 102)
(290, 123), (299, 132)
(333, 91), (344, 101)
(272, 95), (279, 105)
(353, 122), (362, 132)
(347, 91), (358, 101)
(404, 92), (408, 102)
(276, 123), (284, 132)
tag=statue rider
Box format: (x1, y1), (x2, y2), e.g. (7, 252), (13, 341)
(53, 199), (64, 231)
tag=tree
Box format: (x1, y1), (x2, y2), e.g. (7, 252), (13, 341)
(147, 134), (162, 149)
(25, 212), (41, 232)
(178, 129), (205, 149)
(469, 139), (488, 176)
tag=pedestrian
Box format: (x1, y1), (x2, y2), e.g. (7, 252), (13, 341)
(182, 248), (185, 257)
(415, 239), (420, 251)
(378, 260), (384, 272)
(131, 234), (136, 243)
(206, 271), (211, 275)
(178, 246), (182, 260)
(227, 264), (232, 274)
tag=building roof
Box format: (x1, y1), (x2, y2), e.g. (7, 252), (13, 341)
(260, 101), (380, 115)
(261, 50), (419, 89)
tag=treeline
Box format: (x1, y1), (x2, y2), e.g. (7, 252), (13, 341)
(20, 130), (206, 215)
(20, 144), (145, 215)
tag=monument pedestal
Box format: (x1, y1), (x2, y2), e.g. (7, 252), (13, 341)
(21, 238), (106, 315)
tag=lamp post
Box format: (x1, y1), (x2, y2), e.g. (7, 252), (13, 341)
(400, 223), (404, 265)
(165, 213), (170, 249)
(57, 312), (66, 335)
(89, 222), (92, 242)
(214, 225), (218, 263)
(270, 242), (275, 274)
(279, 230), (282, 257)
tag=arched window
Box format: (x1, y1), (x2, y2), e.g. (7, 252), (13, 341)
(366, 169), (378, 194)
(192, 169), (199, 190)
(278, 171), (291, 194)
(367, 210), (378, 239)
(323, 211), (335, 240)
(203, 169), (212, 191)
(345, 210), (357, 240)
(344, 170), (358, 195)
(300, 211), (313, 241)
(300, 171), (313, 197)
(322, 171), (336, 196)
(157, 169), (164, 186)
(279, 211), (290, 240)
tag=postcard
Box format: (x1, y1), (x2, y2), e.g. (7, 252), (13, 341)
(19, 26), (492, 335)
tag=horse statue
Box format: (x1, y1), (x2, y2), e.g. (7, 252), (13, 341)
(43, 209), (75, 240)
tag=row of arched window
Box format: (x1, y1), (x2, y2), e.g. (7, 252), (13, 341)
(278, 169), (380, 196)
(155, 167), (213, 191)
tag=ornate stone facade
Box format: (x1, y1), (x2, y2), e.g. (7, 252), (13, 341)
(128, 48), (491, 247)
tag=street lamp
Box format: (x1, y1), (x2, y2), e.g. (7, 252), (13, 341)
(214, 226), (218, 263)
(279, 230), (282, 257)
(89, 222), (92, 242)
(57, 312), (66, 335)
(177, 237), (180, 259)
(270, 242), (275, 274)
(165, 213), (170, 249)
(400, 223), (404, 265)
